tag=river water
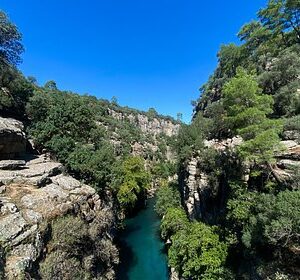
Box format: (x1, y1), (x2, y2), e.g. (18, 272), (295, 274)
(117, 198), (169, 280)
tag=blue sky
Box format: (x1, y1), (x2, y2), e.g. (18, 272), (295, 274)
(1, 0), (267, 122)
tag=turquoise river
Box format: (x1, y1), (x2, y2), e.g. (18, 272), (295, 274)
(117, 198), (169, 280)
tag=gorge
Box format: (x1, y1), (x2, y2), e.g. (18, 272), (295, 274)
(1, 1), (300, 279)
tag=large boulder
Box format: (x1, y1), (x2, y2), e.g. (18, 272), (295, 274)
(0, 117), (26, 160)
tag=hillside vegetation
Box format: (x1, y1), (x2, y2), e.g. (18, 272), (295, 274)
(0, 1), (299, 279)
(158, 1), (300, 279)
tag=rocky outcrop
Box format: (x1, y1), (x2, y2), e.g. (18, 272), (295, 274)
(170, 267), (182, 280)
(283, 130), (300, 143)
(203, 136), (243, 151)
(0, 117), (26, 160)
(0, 118), (118, 279)
(108, 108), (180, 137)
(0, 154), (118, 279)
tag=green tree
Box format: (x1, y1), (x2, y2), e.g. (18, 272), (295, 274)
(147, 107), (158, 119)
(239, 190), (300, 267)
(27, 91), (95, 144)
(238, 21), (271, 55)
(223, 68), (273, 133)
(258, 45), (300, 116)
(27, 76), (37, 85)
(0, 11), (24, 66)
(160, 207), (189, 239)
(44, 80), (58, 90)
(218, 43), (244, 78)
(222, 68), (283, 164)
(169, 222), (229, 280)
(0, 70), (33, 117)
(67, 142), (114, 189)
(111, 96), (118, 105)
(176, 112), (183, 122)
(155, 182), (181, 216)
(40, 250), (90, 280)
(176, 113), (210, 160)
(258, 0), (300, 44)
(40, 216), (92, 280)
(113, 156), (150, 210)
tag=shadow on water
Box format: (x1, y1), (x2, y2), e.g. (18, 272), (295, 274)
(116, 239), (137, 280)
(116, 224), (142, 279)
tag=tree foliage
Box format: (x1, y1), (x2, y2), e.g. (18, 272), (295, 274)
(0, 11), (24, 66)
(160, 207), (189, 239)
(222, 68), (283, 164)
(112, 156), (150, 210)
(155, 181), (181, 217)
(168, 222), (229, 280)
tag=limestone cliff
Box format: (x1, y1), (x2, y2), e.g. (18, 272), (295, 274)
(108, 108), (180, 137)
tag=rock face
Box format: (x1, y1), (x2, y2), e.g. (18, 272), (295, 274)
(203, 136), (243, 151)
(181, 137), (242, 221)
(182, 136), (300, 220)
(0, 118), (118, 279)
(0, 117), (26, 160)
(170, 267), (182, 280)
(274, 140), (300, 181)
(108, 108), (180, 137)
(106, 108), (179, 162)
(182, 156), (206, 220)
(283, 130), (300, 143)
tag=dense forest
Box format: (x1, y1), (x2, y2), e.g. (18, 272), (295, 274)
(156, 0), (300, 279)
(0, 0), (299, 279)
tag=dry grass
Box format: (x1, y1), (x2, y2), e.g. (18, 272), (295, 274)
(4, 184), (37, 206)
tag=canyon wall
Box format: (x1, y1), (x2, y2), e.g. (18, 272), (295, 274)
(181, 135), (300, 221)
(108, 108), (180, 137)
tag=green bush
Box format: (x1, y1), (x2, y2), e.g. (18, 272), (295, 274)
(40, 216), (92, 280)
(50, 216), (88, 254)
(284, 115), (300, 131)
(67, 142), (114, 189)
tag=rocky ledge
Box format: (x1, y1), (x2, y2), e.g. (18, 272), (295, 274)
(0, 154), (117, 279)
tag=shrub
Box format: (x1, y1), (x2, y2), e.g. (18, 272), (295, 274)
(49, 215), (88, 254)
(39, 250), (91, 280)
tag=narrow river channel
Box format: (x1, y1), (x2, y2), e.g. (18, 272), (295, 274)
(117, 198), (169, 280)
